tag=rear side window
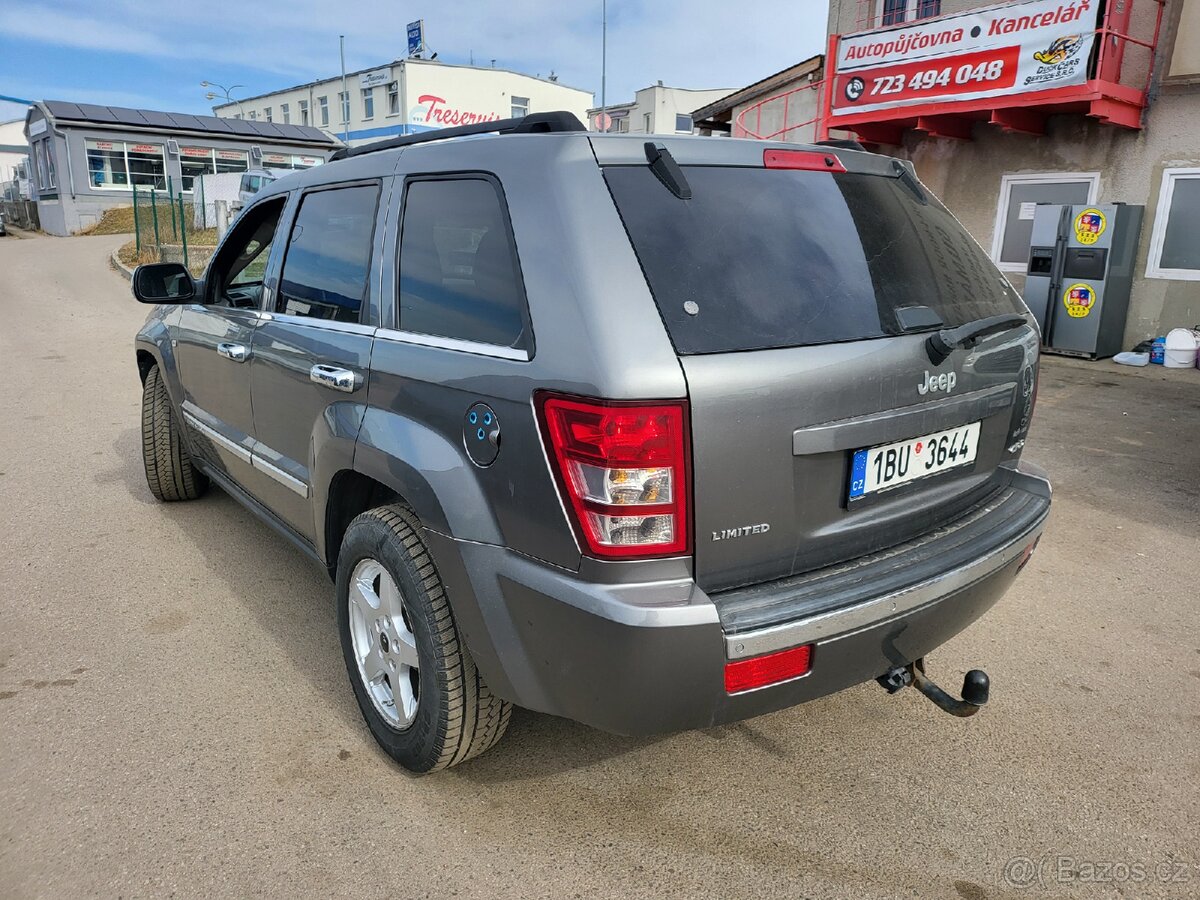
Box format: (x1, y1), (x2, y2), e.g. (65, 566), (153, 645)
(397, 177), (529, 349)
(604, 166), (1025, 354)
(278, 183), (380, 323)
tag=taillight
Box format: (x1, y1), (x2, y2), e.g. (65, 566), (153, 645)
(725, 644), (813, 694)
(536, 392), (691, 559)
(763, 148), (846, 172)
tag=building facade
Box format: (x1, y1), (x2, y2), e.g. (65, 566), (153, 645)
(213, 59), (593, 147)
(23, 101), (338, 236)
(692, 57), (825, 142)
(587, 84), (734, 134)
(0, 118), (31, 200)
(810, 0), (1199, 344)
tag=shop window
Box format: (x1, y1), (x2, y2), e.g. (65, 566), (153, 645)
(1146, 168), (1200, 280)
(511, 96), (529, 118)
(990, 173), (1098, 271)
(362, 87), (375, 120)
(338, 92), (350, 124)
(84, 139), (166, 191)
(180, 147), (250, 192)
(387, 82), (400, 116)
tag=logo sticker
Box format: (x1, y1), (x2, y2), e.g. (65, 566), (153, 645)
(1073, 207), (1106, 245)
(1033, 34), (1085, 65)
(1063, 283), (1096, 318)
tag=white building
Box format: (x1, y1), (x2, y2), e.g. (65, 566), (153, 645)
(586, 83), (734, 135)
(0, 117), (32, 199)
(213, 59), (593, 147)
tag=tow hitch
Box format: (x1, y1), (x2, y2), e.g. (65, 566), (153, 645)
(877, 659), (990, 718)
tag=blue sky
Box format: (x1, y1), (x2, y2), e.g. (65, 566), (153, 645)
(0, 0), (828, 123)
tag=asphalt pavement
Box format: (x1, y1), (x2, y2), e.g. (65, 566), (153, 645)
(1, 233), (1197, 899)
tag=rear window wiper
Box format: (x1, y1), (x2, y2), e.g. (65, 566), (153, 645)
(926, 314), (1028, 366)
(644, 142), (692, 200)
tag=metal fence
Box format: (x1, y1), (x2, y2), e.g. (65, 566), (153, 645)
(131, 177), (202, 271)
(0, 198), (39, 231)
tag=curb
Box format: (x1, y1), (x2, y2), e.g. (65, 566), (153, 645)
(110, 248), (135, 282)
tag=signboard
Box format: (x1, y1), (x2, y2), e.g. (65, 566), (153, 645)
(29, 118), (47, 137)
(832, 0), (1100, 116)
(216, 149), (246, 160)
(181, 146), (211, 158)
(361, 68), (392, 89)
(407, 19), (424, 57)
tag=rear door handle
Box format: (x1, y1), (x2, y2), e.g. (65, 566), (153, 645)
(217, 342), (248, 362)
(310, 364), (362, 393)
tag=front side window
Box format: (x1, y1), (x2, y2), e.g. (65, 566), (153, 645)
(318, 96), (329, 126)
(84, 139), (165, 190)
(362, 87), (375, 119)
(511, 96), (529, 118)
(278, 184), (380, 323)
(1147, 168), (1200, 279)
(398, 177), (529, 349)
(387, 82), (400, 115)
(208, 197), (286, 307)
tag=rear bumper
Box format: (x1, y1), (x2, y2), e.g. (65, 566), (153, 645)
(427, 463), (1050, 736)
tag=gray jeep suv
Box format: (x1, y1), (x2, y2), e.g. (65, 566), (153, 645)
(131, 112), (1050, 773)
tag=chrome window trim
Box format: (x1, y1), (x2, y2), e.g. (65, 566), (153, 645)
(375, 327), (529, 361)
(182, 410), (252, 464)
(259, 311), (377, 336)
(251, 454), (309, 498)
(723, 513), (1048, 660)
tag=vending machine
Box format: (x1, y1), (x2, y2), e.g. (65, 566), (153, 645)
(1022, 203), (1144, 359)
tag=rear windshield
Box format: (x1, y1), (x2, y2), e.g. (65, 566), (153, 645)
(604, 165), (1025, 354)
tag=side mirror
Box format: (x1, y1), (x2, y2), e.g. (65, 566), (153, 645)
(132, 262), (195, 304)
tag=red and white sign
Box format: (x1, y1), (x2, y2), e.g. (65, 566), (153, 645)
(410, 94), (502, 128)
(831, 0), (1100, 116)
(181, 146), (211, 158)
(217, 149), (246, 161)
(128, 144), (161, 154)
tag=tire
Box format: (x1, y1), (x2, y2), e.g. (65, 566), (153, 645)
(336, 504), (511, 773)
(140, 364), (208, 502)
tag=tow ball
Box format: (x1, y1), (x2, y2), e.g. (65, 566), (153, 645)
(877, 659), (990, 718)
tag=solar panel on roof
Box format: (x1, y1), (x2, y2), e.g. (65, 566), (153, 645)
(141, 110), (176, 127)
(73, 103), (119, 122)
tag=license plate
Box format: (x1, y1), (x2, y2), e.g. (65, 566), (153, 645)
(849, 421), (981, 499)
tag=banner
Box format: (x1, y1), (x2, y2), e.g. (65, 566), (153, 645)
(831, 0), (1100, 116)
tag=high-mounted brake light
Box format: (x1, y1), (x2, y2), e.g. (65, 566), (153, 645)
(763, 148), (847, 173)
(725, 644), (814, 694)
(536, 393), (691, 559)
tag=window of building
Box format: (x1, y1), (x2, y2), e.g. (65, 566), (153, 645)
(511, 96), (529, 118)
(38, 140), (56, 189)
(990, 173), (1099, 270)
(299, 99), (310, 126)
(248, 110), (257, 120)
(917, 0), (941, 17)
(338, 92), (350, 124)
(179, 147), (250, 192)
(616, 116), (629, 133)
(1146, 168), (1200, 280)
(881, 0), (907, 24)
(387, 82), (400, 116)
(84, 139), (166, 190)
(318, 96), (329, 126)
(278, 184), (380, 323)
(361, 87), (375, 120)
(398, 177), (529, 349)
(643, 113), (652, 132)
(675, 114), (693, 133)
(879, 0), (940, 24)
(264, 106), (273, 122)
(281, 103), (290, 124)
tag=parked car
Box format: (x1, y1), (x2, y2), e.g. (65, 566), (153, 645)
(130, 112), (1050, 773)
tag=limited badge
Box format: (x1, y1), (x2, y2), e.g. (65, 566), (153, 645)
(1073, 208), (1106, 245)
(1063, 282), (1096, 318)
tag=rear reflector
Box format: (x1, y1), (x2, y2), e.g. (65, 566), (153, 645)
(763, 148), (846, 173)
(725, 644), (813, 694)
(537, 392), (691, 559)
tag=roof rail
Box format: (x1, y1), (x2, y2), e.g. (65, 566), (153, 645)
(329, 110), (586, 160)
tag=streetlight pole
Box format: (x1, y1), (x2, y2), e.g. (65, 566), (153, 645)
(601, 0), (607, 117)
(340, 35), (350, 144)
(201, 81), (244, 117)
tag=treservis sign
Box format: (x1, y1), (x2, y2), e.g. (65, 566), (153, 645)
(831, 0), (1100, 116)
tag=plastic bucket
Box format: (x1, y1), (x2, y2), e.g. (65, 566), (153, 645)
(1164, 328), (1199, 368)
